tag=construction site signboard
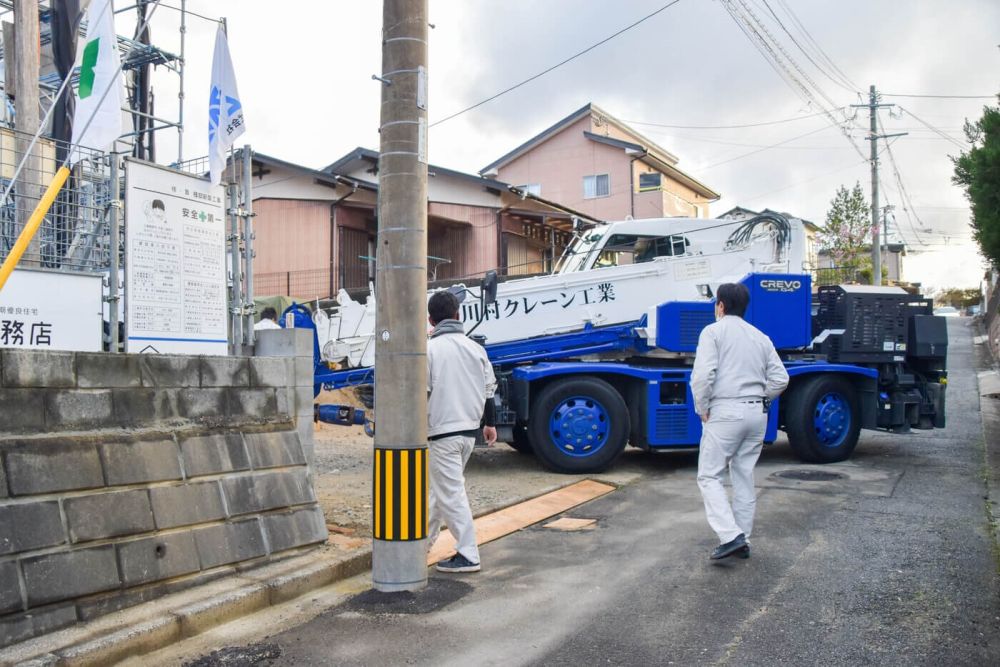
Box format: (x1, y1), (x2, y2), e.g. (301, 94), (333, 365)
(124, 159), (227, 355)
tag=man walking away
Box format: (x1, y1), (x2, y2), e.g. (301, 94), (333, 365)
(691, 283), (789, 560)
(426, 291), (498, 573)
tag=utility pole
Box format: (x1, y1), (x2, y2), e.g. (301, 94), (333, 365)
(13, 0), (40, 266)
(372, 0), (429, 593)
(852, 85), (905, 286)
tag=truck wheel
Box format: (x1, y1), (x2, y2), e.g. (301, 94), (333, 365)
(507, 425), (534, 455)
(528, 377), (630, 474)
(785, 375), (861, 463)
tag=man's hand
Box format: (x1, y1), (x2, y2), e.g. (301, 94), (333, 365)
(482, 426), (497, 445)
(700, 411), (710, 424)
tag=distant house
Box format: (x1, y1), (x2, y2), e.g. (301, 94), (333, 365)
(816, 244), (906, 284)
(480, 103), (720, 221)
(718, 206), (821, 275)
(238, 149), (596, 299)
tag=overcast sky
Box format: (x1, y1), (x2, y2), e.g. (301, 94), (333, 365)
(130, 0), (998, 290)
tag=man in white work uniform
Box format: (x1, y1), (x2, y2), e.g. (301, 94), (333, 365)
(426, 290), (498, 573)
(691, 282), (789, 560)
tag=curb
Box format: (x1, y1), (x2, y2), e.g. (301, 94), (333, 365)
(0, 546), (372, 666)
(974, 321), (1000, 573)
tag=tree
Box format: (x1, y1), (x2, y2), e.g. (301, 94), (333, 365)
(935, 287), (981, 309)
(818, 182), (873, 279)
(952, 101), (1000, 267)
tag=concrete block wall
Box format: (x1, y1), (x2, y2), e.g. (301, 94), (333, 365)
(0, 329), (324, 648)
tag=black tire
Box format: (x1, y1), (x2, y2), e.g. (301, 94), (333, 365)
(785, 375), (861, 463)
(507, 425), (534, 455)
(528, 376), (630, 474)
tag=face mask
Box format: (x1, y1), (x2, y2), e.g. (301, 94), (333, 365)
(715, 303), (723, 321)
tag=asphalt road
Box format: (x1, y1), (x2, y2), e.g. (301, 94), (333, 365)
(191, 318), (999, 666)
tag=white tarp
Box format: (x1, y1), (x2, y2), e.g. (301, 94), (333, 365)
(0, 268), (102, 351)
(124, 159), (228, 355)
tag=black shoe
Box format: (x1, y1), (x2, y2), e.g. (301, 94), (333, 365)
(436, 553), (481, 573)
(710, 534), (748, 560)
(736, 545), (750, 559)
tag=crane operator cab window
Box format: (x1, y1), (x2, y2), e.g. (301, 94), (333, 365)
(595, 233), (690, 268)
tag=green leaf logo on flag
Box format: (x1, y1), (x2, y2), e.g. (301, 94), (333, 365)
(79, 38), (100, 99)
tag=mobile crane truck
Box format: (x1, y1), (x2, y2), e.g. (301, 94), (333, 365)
(299, 212), (947, 474)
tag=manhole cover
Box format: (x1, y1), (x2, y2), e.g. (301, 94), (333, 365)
(774, 469), (846, 481)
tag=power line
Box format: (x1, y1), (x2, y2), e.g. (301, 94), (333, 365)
(698, 123), (837, 170)
(772, 0), (859, 92)
(897, 106), (967, 149)
(882, 93), (996, 99)
(428, 0), (685, 128)
(621, 107), (840, 130)
(758, 0), (858, 93)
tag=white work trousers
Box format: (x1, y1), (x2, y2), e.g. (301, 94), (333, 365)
(696, 401), (768, 544)
(427, 434), (480, 564)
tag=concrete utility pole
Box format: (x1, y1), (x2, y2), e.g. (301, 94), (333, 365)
(372, 0), (429, 592)
(13, 0), (41, 265)
(853, 85), (905, 286)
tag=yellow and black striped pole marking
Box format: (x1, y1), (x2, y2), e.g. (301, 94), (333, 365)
(374, 448), (427, 541)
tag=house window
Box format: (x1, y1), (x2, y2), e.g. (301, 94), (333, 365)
(516, 184), (542, 196)
(583, 174), (610, 199)
(638, 172), (662, 192)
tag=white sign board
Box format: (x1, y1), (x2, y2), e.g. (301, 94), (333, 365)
(0, 269), (102, 351)
(125, 160), (228, 355)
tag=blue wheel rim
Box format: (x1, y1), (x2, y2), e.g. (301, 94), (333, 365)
(813, 392), (851, 448)
(548, 395), (610, 457)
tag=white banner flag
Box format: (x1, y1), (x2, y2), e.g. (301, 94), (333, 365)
(208, 26), (246, 185)
(70, 0), (124, 159)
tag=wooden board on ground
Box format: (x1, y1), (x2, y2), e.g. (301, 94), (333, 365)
(427, 479), (615, 564)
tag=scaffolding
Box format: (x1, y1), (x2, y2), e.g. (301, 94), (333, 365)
(0, 0), (188, 162)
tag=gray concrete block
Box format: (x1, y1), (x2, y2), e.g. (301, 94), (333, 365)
(276, 387), (291, 419)
(263, 506), (328, 553)
(4, 441), (104, 495)
(0, 603), (77, 648)
(249, 357), (290, 388)
(1, 350), (75, 388)
(179, 432), (250, 478)
(200, 356), (250, 388)
(75, 568), (229, 622)
(244, 430), (306, 469)
(296, 418), (315, 465)
(255, 328), (312, 359)
(99, 437), (182, 486)
(0, 388), (45, 434)
(75, 352), (141, 388)
(194, 519), (267, 569)
(150, 481), (226, 529)
(227, 388), (279, 420)
(65, 489), (155, 542)
(221, 469), (316, 516)
(44, 389), (114, 430)
(0, 463), (6, 498)
(0, 501), (65, 554)
(178, 388), (229, 422)
(0, 560), (22, 614)
(117, 532), (201, 587)
(293, 357), (315, 387)
(294, 385), (315, 415)
(22, 545), (120, 606)
(139, 355), (201, 388)
(111, 388), (181, 428)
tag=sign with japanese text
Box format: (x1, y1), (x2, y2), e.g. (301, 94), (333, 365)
(0, 269), (102, 351)
(124, 160), (228, 355)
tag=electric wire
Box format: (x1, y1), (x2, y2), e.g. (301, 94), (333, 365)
(428, 0), (685, 128)
(758, 0), (858, 93)
(620, 107), (841, 130)
(882, 93), (997, 100)
(896, 106), (968, 149)
(772, 0), (860, 92)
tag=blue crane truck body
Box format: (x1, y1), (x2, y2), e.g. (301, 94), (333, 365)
(307, 272), (948, 474)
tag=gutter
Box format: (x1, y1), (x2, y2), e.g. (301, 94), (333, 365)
(329, 182), (359, 297)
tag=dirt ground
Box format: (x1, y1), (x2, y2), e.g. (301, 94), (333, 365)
(310, 390), (647, 537)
